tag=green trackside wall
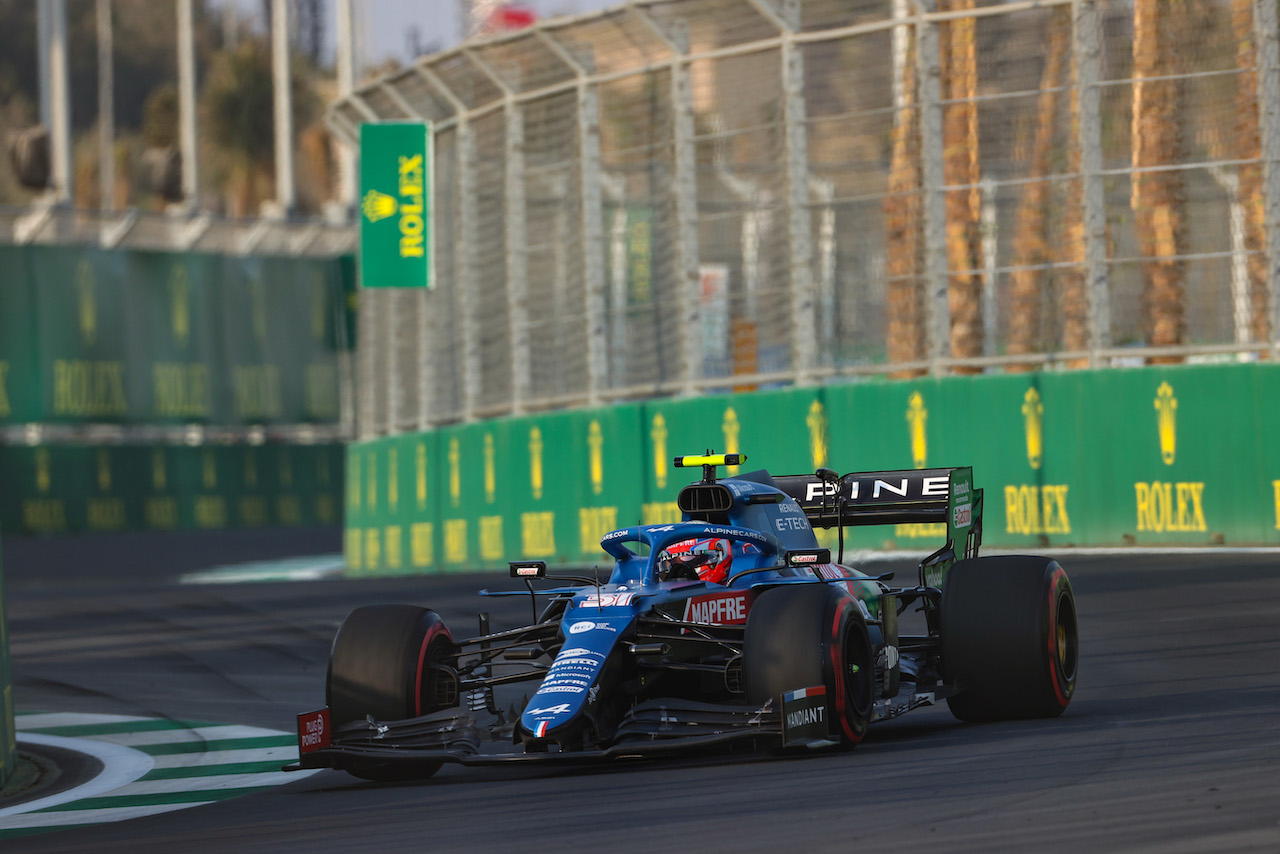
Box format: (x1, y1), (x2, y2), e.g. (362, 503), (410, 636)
(0, 245), (354, 427)
(0, 444), (344, 536)
(0, 243), (353, 537)
(344, 363), (1280, 574)
(0, 533), (14, 790)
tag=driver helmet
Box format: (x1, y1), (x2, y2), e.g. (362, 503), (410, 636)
(658, 537), (733, 584)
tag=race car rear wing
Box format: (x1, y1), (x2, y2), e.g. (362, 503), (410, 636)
(774, 466), (982, 561)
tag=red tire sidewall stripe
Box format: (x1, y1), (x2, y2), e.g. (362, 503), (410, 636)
(1046, 565), (1070, 709)
(828, 597), (861, 743)
(413, 620), (450, 717)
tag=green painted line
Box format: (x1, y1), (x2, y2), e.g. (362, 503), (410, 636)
(38, 786), (275, 813)
(143, 760), (292, 780)
(24, 718), (189, 738)
(138, 735), (295, 756)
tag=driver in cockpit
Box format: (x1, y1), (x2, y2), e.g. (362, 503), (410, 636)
(656, 537), (733, 584)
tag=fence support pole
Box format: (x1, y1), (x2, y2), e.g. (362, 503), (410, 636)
(748, 0), (816, 385)
(465, 48), (529, 414)
(915, 1), (950, 373)
(632, 9), (702, 395)
(538, 31), (608, 406)
(1074, 0), (1110, 364)
(270, 0), (295, 214)
(417, 67), (479, 423)
(386, 290), (401, 432)
(672, 26), (701, 395)
(1254, 0), (1280, 356)
(504, 101), (530, 413)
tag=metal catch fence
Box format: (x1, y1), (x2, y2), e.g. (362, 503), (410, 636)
(325, 0), (1280, 437)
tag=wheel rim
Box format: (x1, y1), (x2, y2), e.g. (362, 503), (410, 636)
(1052, 586), (1079, 695)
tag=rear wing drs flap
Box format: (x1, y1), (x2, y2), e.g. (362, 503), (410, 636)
(774, 466), (982, 557)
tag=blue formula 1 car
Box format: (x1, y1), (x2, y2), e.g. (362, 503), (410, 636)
(290, 454), (1078, 781)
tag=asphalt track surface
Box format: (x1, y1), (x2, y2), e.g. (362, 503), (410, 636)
(3, 532), (1279, 853)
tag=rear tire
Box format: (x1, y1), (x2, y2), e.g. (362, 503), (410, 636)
(744, 584), (875, 746)
(326, 604), (457, 780)
(940, 556), (1078, 722)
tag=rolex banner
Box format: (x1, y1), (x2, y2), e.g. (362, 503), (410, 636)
(359, 121), (433, 289)
(0, 443), (344, 535)
(0, 246), (352, 426)
(345, 363), (1280, 573)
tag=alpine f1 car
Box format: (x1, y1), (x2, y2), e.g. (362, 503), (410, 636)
(289, 453), (1078, 781)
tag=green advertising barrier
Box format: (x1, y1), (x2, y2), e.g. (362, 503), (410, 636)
(823, 366), (1280, 549)
(0, 443), (343, 536)
(640, 388), (827, 524)
(345, 435), (427, 576)
(126, 252), (221, 423)
(0, 247), (39, 424)
(343, 363), (1280, 574)
(0, 532), (13, 791)
(435, 421), (502, 572)
(31, 245), (135, 423)
(498, 407), (646, 568)
(0, 245), (353, 427)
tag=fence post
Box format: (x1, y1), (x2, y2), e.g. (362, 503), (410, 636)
(1254, 0), (1280, 356)
(672, 24), (702, 396)
(464, 48), (529, 415)
(505, 101), (530, 413)
(269, 0), (295, 214)
(417, 66), (479, 424)
(980, 178), (998, 357)
(633, 8), (701, 396)
(356, 289), (377, 438)
(537, 31), (608, 406)
(384, 290), (399, 432)
(1074, 0), (1110, 363)
(914, 1), (950, 373)
(784, 10), (816, 384)
(748, 0), (816, 385)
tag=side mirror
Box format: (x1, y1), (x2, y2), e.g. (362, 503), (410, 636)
(509, 560), (547, 579)
(785, 549), (831, 567)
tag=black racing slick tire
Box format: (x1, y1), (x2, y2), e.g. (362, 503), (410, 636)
(744, 584), (876, 746)
(940, 556), (1078, 722)
(326, 605), (457, 781)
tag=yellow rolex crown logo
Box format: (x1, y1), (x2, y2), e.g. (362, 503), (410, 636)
(1022, 387), (1044, 470)
(1154, 381), (1177, 466)
(529, 427), (545, 501)
(362, 190), (398, 223)
(651, 415), (668, 489)
(907, 392), (928, 470)
(806, 400), (829, 470)
(588, 421), (604, 495)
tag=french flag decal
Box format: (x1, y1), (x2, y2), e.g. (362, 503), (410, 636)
(783, 686), (826, 702)
(535, 721), (549, 738)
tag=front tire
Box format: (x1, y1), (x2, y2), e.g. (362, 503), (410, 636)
(940, 556), (1078, 722)
(744, 584), (875, 746)
(326, 604), (457, 780)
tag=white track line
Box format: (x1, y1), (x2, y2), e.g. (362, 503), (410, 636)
(0, 733), (154, 818)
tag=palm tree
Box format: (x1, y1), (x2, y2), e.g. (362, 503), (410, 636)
(884, 20), (924, 376)
(940, 0), (983, 372)
(204, 40), (277, 216)
(1006, 8), (1071, 368)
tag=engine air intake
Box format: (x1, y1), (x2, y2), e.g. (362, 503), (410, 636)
(677, 483), (734, 521)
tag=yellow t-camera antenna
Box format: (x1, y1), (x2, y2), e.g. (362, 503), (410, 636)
(672, 452), (746, 483)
